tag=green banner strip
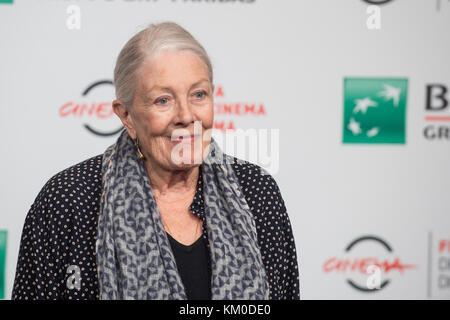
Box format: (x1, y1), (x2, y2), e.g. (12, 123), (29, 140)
(0, 230), (7, 300)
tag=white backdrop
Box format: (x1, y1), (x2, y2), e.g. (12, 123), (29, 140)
(1, 0), (449, 299)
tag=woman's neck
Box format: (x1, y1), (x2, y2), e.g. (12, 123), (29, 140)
(144, 159), (199, 200)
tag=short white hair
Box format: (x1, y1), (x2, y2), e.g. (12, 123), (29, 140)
(114, 21), (213, 108)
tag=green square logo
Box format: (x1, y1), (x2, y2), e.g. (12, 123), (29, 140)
(0, 0), (13, 4)
(342, 78), (408, 144)
(0, 230), (6, 300)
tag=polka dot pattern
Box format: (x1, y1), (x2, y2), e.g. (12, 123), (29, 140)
(12, 154), (300, 300)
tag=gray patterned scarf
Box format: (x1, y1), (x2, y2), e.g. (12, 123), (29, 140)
(96, 129), (270, 299)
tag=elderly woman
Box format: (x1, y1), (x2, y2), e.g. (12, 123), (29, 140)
(12, 22), (299, 300)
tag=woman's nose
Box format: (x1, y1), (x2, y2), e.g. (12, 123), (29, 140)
(175, 99), (195, 125)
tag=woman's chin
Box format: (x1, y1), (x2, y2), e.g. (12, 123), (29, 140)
(173, 162), (200, 171)
(170, 153), (203, 169)
(168, 142), (210, 167)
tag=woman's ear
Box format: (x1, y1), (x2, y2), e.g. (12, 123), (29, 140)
(112, 99), (136, 139)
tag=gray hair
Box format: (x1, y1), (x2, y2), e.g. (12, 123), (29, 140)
(113, 21), (214, 109)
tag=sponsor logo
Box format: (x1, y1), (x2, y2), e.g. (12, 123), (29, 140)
(342, 77), (408, 144)
(423, 83), (450, 140)
(323, 235), (416, 292)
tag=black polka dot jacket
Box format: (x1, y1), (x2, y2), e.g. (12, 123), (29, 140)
(12, 154), (300, 300)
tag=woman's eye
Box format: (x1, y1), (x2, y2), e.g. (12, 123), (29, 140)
(194, 91), (206, 99)
(156, 97), (169, 105)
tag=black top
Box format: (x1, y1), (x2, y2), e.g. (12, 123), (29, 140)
(167, 232), (211, 300)
(12, 154), (300, 300)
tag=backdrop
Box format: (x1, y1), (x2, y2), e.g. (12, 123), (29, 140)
(1, 0), (449, 300)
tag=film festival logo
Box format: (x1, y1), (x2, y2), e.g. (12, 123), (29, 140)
(437, 239), (450, 294)
(59, 80), (123, 137)
(323, 235), (416, 293)
(342, 78), (408, 144)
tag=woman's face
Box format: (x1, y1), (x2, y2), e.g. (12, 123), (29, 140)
(116, 50), (214, 171)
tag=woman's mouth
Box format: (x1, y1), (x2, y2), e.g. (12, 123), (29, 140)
(170, 134), (201, 144)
